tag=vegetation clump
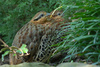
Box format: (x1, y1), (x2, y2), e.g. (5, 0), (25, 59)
(0, 0), (100, 65)
(54, 0), (100, 65)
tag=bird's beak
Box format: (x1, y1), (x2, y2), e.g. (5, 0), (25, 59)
(46, 13), (51, 16)
(46, 13), (51, 21)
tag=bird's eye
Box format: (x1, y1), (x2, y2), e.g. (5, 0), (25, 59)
(40, 14), (44, 17)
(57, 12), (61, 16)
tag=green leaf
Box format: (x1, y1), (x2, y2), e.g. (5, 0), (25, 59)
(11, 46), (19, 49)
(22, 48), (28, 53)
(16, 50), (22, 54)
(72, 35), (95, 41)
(20, 44), (27, 48)
(2, 51), (10, 61)
(82, 44), (94, 52)
(0, 48), (8, 53)
(13, 54), (16, 56)
(20, 44), (28, 53)
(16, 44), (28, 54)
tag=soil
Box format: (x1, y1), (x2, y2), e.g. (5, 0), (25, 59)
(0, 55), (9, 65)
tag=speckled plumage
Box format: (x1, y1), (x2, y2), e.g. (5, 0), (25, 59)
(11, 11), (65, 64)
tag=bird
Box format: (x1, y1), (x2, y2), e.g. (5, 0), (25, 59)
(11, 10), (65, 64)
(31, 10), (66, 62)
(11, 11), (51, 64)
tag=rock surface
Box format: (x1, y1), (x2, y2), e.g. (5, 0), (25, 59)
(0, 62), (100, 67)
(57, 62), (100, 67)
(0, 62), (54, 67)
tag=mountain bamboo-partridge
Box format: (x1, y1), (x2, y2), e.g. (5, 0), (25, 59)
(33, 10), (66, 62)
(11, 10), (65, 64)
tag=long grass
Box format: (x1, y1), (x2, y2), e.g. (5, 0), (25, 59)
(54, 0), (100, 65)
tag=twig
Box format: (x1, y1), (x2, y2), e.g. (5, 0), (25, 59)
(0, 38), (9, 47)
(50, 6), (62, 18)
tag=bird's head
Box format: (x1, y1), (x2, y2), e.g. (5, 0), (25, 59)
(30, 11), (50, 24)
(50, 10), (64, 23)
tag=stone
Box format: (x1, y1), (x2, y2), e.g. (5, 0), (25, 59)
(0, 62), (54, 67)
(0, 62), (99, 67)
(57, 62), (100, 67)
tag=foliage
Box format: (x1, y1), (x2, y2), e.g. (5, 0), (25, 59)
(0, 42), (28, 62)
(1, 0), (100, 65)
(54, 0), (100, 65)
(0, 0), (60, 45)
(0, 38), (28, 65)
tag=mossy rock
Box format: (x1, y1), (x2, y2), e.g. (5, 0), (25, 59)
(0, 62), (100, 67)
(57, 62), (100, 67)
(0, 62), (54, 67)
